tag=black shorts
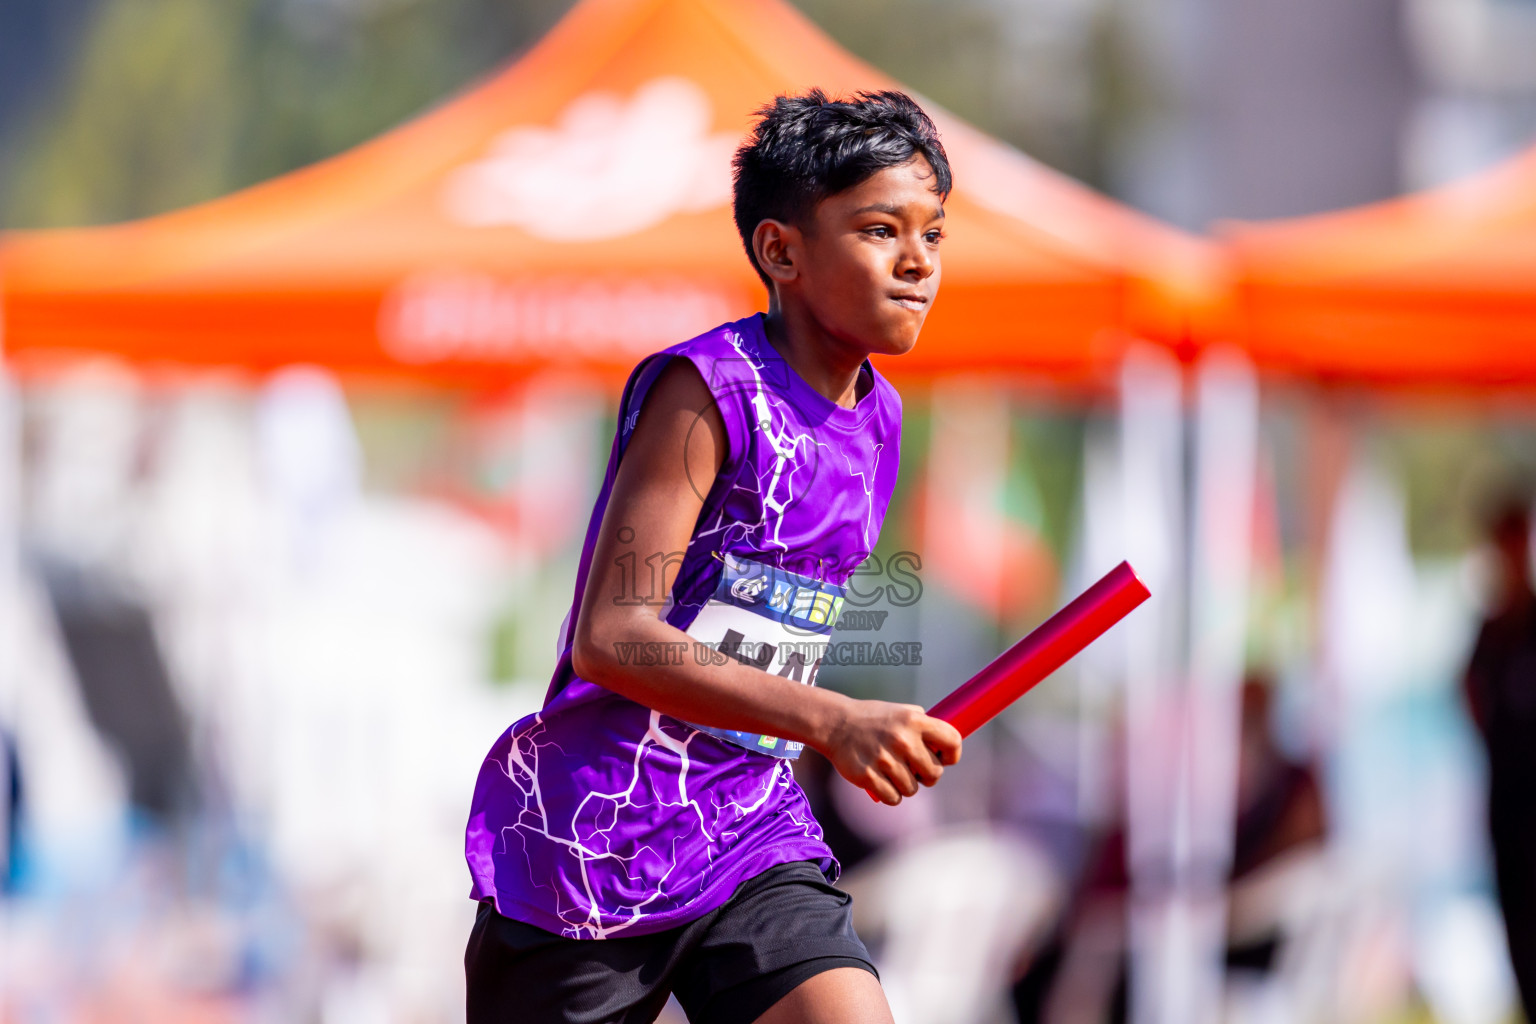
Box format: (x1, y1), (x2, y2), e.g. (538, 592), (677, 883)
(464, 860), (877, 1024)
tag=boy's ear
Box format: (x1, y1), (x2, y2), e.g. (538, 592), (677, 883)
(751, 219), (800, 284)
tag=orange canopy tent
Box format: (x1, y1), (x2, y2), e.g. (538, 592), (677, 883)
(0, 0), (1210, 387)
(1219, 145), (1536, 389)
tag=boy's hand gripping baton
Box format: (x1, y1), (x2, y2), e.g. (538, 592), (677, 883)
(927, 561), (1150, 737)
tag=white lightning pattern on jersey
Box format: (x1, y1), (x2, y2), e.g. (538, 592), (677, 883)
(497, 709), (819, 938)
(694, 329), (878, 574)
(844, 443), (884, 552)
(486, 327), (885, 939)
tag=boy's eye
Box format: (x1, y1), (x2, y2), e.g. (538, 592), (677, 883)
(925, 230), (944, 243)
(865, 225), (894, 238)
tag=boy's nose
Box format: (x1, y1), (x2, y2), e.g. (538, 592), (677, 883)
(897, 245), (934, 280)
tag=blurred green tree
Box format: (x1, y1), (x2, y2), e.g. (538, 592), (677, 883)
(5, 0), (1137, 229)
(793, 0), (1120, 186)
(7, 0), (247, 227)
(4, 0), (571, 228)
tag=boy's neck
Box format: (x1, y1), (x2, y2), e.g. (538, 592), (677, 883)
(760, 301), (870, 410)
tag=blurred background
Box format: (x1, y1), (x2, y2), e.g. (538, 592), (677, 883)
(3, 0), (1536, 1022)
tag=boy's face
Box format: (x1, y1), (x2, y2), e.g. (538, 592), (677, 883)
(789, 156), (945, 356)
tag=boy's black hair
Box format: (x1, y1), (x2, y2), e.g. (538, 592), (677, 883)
(731, 89), (952, 287)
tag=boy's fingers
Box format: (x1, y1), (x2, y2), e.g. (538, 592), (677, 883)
(921, 717), (964, 765)
(910, 748), (943, 786)
(866, 775), (901, 805)
(885, 759), (919, 798)
(909, 758), (933, 792)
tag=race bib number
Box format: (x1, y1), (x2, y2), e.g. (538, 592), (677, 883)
(683, 554), (844, 759)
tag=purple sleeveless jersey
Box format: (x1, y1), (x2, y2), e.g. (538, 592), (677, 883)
(463, 314), (902, 939)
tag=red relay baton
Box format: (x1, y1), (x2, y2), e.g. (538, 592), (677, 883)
(927, 561), (1150, 737)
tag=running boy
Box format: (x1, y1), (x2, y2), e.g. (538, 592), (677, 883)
(464, 89), (962, 1024)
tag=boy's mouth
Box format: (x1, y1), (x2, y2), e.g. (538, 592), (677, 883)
(890, 293), (929, 311)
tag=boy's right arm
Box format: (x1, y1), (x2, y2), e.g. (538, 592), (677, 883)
(570, 357), (960, 805)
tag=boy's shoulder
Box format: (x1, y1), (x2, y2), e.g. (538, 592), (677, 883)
(661, 315), (771, 385)
(662, 314), (901, 414)
(638, 315), (796, 413)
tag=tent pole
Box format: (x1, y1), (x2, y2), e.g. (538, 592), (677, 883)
(1118, 343), (1190, 1024)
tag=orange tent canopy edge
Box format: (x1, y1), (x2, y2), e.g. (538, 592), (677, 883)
(0, 0), (1213, 389)
(1218, 144), (1536, 389)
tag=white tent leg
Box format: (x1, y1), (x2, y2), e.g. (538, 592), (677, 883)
(1121, 345), (1259, 1024)
(1118, 343), (1190, 1024)
(1182, 348), (1259, 1024)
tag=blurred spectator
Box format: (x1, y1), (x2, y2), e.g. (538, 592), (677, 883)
(796, 748), (1062, 1024)
(2, 730), (19, 892)
(791, 749), (884, 873)
(1013, 678), (1326, 1023)
(1463, 495), (1536, 1018)
(37, 556), (193, 824)
(1228, 680), (1326, 886)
